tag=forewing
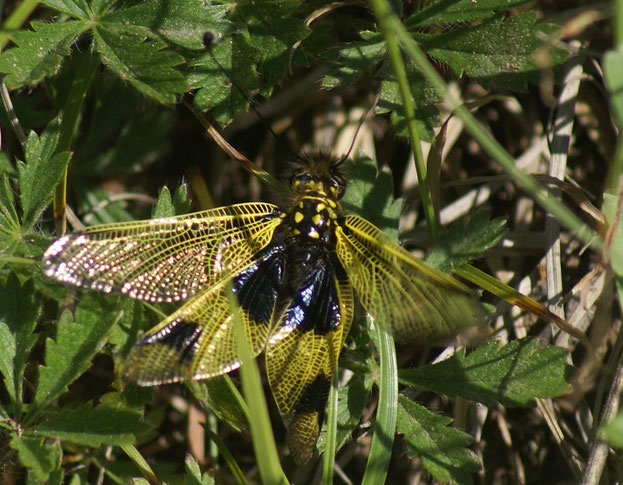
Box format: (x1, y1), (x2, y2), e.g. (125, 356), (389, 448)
(42, 203), (281, 302)
(336, 215), (484, 341)
(265, 258), (354, 465)
(124, 241), (287, 385)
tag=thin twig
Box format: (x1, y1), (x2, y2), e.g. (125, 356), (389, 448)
(580, 325), (623, 485)
(0, 80), (27, 147)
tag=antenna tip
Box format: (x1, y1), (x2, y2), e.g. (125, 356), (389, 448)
(203, 31), (214, 49)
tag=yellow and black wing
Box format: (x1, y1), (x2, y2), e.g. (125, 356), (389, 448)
(42, 203), (281, 303)
(335, 214), (484, 341)
(265, 255), (354, 465)
(124, 241), (287, 385)
(42, 202), (285, 385)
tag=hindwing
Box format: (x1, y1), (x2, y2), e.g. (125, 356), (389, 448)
(42, 203), (281, 303)
(265, 252), (354, 465)
(336, 215), (483, 341)
(124, 241), (287, 385)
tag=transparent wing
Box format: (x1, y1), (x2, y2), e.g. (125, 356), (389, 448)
(123, 281), (269, 385)
(265, 264), (354, 465)
(42, 202), (282, 302)
(124, 241), (287, 385)
(336, 215), (484, 341)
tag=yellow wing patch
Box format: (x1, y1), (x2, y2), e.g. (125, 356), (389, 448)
(336, 215), (484, 341)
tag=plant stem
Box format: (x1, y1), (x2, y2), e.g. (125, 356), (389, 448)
(370, 0), (437, 241)
(378, 8), (600, 252)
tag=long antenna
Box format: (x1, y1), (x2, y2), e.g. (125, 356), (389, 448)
(203, 30), (375, 166)
(202, 32), (278, 139)
(338, 95), (378, 165)
(182, 99), (286, 194)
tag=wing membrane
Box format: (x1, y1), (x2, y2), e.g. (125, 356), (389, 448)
(123, 282), (269, 384)
(42, 203), (281, 302)
(265, 261), (354, 464)
(336, 215), (483, 341)
(124, 241), (287, 385)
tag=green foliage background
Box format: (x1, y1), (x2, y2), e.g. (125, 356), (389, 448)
(0, 0), (620, 484)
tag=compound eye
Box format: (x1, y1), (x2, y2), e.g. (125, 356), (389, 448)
(329, 177), (345, 199)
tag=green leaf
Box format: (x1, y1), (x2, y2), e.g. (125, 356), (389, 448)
(93, 24), (187, 105)
(90, 0), (115, 16)
(152, 186), (175, 218)
(0, 171), (17, 217)
(32, 403), (149, 446)
(29, 294), (122, 420)
(0, 152), (17, 178)
(10, 435), (62, 482)
(151, 184), (191, 218)
(190, 32), (260, 121)
(317, 376), (371, 454)
(426, 212), (506, 272)
(397, 396), (479, 485)
(400, 338), (572, 407)
(1, 92), (57, 134)
(378, 59), (440, 140)
(0, 404), (8, 420)
(322, 32), (386, 88)
(416, 12), (567, 91)
(74, 186), (138, 225)
(604, 412), (623, 448)
(42, 0), (91, 18)
(362, 323), (397, 484)
(322, 30), (440, 140)
(104, 299), (144, 355)
(185, 453), (215, 485)
(45, 468), (65, 485)
(232, 0), (308, 89)
(171, 183), (192, 215)
(342, 155), (402, 240)
(0, 20), (89, 88)
(0, 170), (20, 245)
(189, 1), (309, 119)
(407, 0), (533, 26)
(0, 274), (41, 411)
(74, 91), (177, 175)
(18, 119), (72, 229)
(103, 0), (229, 50)
(112, 444), (162, 483)
(335, 377), (370, 450)
(604, 46), (623, 131)
(603, 189), (623, 280)
(189, 377), (249, 433)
